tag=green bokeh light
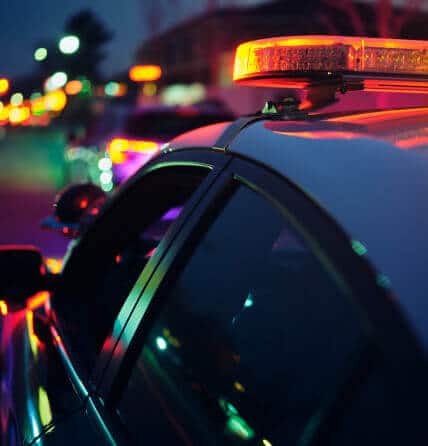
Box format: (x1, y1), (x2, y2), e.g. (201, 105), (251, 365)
(104, 81), (120, 96)
(34, 47), (48, 62)
(78, 78), (92, 96)
(30, 92), (42, 100)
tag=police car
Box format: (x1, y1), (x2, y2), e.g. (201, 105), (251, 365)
(2, 36), (428, 445)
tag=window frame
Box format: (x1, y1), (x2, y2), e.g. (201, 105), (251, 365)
(89, 149), (232, 387)
(94, 153), (426, 445)
(49, 148), (231, 401)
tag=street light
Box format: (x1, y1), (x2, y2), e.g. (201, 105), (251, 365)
(59, 35), (80, 55)
(34, 47), (48, 62)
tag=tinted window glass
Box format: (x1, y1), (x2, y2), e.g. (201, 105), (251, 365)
(330, 360), (428, 444)
(53, 167), (208, 374)
(118, 185), (367, 445)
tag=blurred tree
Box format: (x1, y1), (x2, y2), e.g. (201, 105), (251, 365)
(375, 0), (426, 37)
(36, 9), (113, 83)
(64, 9), (114, 82)
(321, 0), (428, 38)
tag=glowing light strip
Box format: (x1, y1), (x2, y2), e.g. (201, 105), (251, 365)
(363, 79), (428, 93)
(273, 130), (364, 140)
(328, 107), (428, 124)
(234, 35), (428, 83)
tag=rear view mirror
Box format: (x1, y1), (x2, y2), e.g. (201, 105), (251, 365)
(41, 183), (107, 238)
(0, 245), (52, 306)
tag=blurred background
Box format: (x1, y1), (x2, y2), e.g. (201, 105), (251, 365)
(0, 0), (427, 258)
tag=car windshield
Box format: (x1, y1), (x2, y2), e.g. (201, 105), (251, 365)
(123, 110), (233, 139)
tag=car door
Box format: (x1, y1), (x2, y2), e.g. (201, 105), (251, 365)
(89, 156), (427, 445)
(26, 149), (231, 445)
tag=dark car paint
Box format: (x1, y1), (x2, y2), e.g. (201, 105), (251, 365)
(3, 107), (428, 444)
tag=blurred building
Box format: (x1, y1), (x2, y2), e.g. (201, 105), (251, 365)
(135, 0), (428, 113)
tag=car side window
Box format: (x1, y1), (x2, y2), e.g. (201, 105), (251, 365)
(117, 183), (368, 445)
(53, 166), (210, 375)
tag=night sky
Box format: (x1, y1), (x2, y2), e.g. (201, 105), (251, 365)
(0, 0), (264, 82)
(0, 0), (144, 79)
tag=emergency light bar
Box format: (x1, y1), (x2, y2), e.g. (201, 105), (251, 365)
(233, 36), (428, 93)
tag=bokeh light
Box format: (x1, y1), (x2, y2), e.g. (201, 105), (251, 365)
(59, 35), (80, 54)
(100, 171), (113, 184)
(44, 90), (67, 112)
(9, 106), (30, 125)
(45, 72), (68, 92)
(0, 104), (9, 122)
(143, 82), (157, 97)
(0, 78), (10, 96)
(104, 81), (120, 96)
(30, 92), (42, 100)
(98, 157), (112, 170)
(78, 78), (92, 96)
(129, 65), (162, 82)
(10, 92), (24, 106)
(65, 80), (83, 95)
(31, 96), (45, 116)
(34, 47), (48, 62)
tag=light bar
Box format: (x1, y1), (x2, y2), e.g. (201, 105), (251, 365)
(233, 36), (428, 91)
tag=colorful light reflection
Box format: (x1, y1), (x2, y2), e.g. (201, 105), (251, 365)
(38, 386), (54, 431)
(27, 291), (50, 311)
(0, 300), (8, 316)
(107, 138), (159, 164)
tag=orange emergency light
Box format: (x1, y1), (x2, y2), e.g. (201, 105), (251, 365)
(233, 36), (428, 93)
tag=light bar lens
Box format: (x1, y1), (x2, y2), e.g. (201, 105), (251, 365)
(234, 35), (428, 82)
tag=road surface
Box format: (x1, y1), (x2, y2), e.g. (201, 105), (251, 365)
(0, 127), (69, 257)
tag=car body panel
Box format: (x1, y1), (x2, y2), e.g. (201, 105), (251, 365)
(225, 115), (428, 347)
(0, 302), (85, 445)
(3, 96), (428, 444)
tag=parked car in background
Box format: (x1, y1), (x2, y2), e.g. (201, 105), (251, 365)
(63, 101), (130, 189)
(64, 100), (235, 190)
(106, 101), (235, 184)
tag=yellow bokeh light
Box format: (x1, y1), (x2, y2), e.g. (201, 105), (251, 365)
(9, 106), (30, 124)
(44, 90), (67, 112)
(0, 78), (9, 95)
(31, 97), (45, 115)
(129, 65), (162, 82)
(0, 104), (9, 121)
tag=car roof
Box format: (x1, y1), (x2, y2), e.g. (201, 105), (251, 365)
(168, 106), (428, 348)
(132, 102), (235, 117)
